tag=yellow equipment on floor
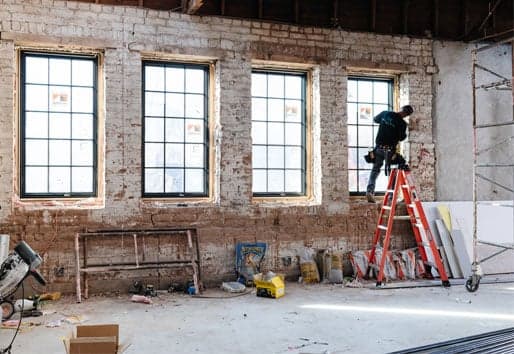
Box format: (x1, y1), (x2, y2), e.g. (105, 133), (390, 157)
(253, 273), (285, 299)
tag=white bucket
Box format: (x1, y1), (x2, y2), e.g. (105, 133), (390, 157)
(0, 234), (9, 264)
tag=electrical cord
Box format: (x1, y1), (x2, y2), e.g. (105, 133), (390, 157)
(1, 278), (25, 354)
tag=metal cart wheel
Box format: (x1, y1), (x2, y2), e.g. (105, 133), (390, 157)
(465, 275), (480, 292)
(1, 300), (15, 321)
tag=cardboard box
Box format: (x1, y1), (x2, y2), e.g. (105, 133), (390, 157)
(63, 324), (129, 354)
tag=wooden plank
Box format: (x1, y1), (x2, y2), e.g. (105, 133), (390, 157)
(435, 219), (463, 278)
(370, 0), (376, 31)
(437, 204), (452, 231)
(451, 228), (472, 278)
(221, 0), (226, 16)
(433, 0), (439, 37)
(402, 0), (409, 34)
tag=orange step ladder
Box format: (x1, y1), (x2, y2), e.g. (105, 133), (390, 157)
(367, 168), (450, 287)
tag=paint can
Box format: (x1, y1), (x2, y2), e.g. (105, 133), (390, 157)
(0, 234), (9, 264)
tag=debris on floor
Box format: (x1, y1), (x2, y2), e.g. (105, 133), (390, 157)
(131, 295), (152, 304)
(221, 282), (246, 293)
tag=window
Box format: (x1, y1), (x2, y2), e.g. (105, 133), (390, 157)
(20, 52), (97, 198)
(142, 62), (209, 197)
(347, 77), (394, 194)
(251, 71), (306, 196)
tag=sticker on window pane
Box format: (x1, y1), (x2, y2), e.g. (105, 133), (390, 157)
(285, 170), (302, 193)
(185, 69), (204, 94)
(25, 112), (48, 139)
(145, 66), (165, 91)
(358, 104), (372, 122)
(348, 148), (358, 169)
(25, 140), (48, 165)
(185, 144), (204, 168)
(145, 143), (164, 167)
(267, 170), (284, 193)
(72, 167), (93, 193)
(165, 144), (184, 167)
(285, 123), (301, 145)
(373, 81), (389, 104)
(251, 73), (267, 97)
(285, 146), (301, 169)
(25, 85), (48, 111)
(267, 99), (284, 122)
(252, 122), (267, 145)
(49, 86), (71, 112)
(145, 117), (164, 142)
(72, 114), (93, 139)
(25, 167), (48, 193)
(252, 146), (266, 169)
(49, 113), (71, 139)
(145, 168), (164, 193)
(146, 92), (165, 117)
(285, 100), (301, 122)
(348, 170), (358, 192)
(358, 125), (374, 149)
(49, 58), (71, 85)
(185, 169), (204, 193)
(165, 93), (184, 117)
(166, 67), (184, 92)
(252, 98), (267, 121)
(185, 94), (204, 118)
(358, 81), (372, 102)
(49, 166), (70, 193)
(185, 119), (203, 143)
(25, 57), (48, 84)
(49, 140), (71, 165)
(268, 75), (284, 98)
(347, 125), (357, 146)
(347, 102), (358, 124)
(285, 76), (302, 99)
(72, 87), (93, 113)
(165, 118), (184, 142)
(267, 146), (284, 168)
(72, 60), (94, 87)
(268, 122), (284, 145)
(252, 169), (266, 193)
(347, 80), (357, 102)
(72, 141), (93, 166)
(164, 169), (183, 193)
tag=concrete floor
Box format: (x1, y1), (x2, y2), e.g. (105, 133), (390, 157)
(2, 281), (514, 354)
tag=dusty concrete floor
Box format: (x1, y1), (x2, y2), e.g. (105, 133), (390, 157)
(2, 281), (514, 354)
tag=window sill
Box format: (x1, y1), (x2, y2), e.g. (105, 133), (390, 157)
(13, 197), (104, 210)
(252, 196), (317, 206)
(140, 197), (216, 209)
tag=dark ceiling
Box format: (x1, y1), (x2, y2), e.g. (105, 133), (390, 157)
(76, 0), (513, 42)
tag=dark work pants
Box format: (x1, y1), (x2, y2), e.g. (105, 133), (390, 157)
(366, 147), (391, 194)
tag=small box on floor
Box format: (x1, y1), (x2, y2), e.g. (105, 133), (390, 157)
(63, 324), (130, 354)
(253, 272), (285, 299)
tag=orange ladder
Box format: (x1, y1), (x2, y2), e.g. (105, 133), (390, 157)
(367, 168), (450, 287)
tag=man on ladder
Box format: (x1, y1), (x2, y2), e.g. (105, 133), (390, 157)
(365, 105), (414, 203)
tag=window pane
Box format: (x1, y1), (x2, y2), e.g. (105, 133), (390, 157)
(185, 68), (204, 93)
(347, 80), (357, 101)
(49, 166), (70, 193)
(374, 81), (390, 104)
(267, 99), (284, 121)
(253, 170), (266, 192)
(268, 170), (284, 192)
(165, 144), (184, 167)
(348, 148), (358, 169)
(252, 122), (267, 145)
(268, 122), (284, 145)
(268, 75), (284, 98)
(252, 146), (266, 168)
(145, 117), (164, 142)
(374, 104), (389, 117)
(49, 113), (71, 139)
(166, 118), (184, 142)
(252, 73), (267, 97)
(285, 100), (301, 122)
(145, 66), (164, 91)
(358, 81), (372, 102)
(285, 146), (301, 168)
(146, 92), (165, 117)
(358, 103), (373, 123)
(72, 141), (93, 166)
(72, 114), (93, 139)
(165, 169), (183, 193)
(25, 57), (48, 84)
(185, 169), (204, 193)
(358, 125), (374, 148)
(72, 167), (93, 192)
(145, 143), (164, 167)
(285, 123), (302, 145)
(165, 93), (184, 117)
(252, 98), (267, 121)
(72, 60), (94, 86)
(166, 67), (184, 92)
(49, 58), (71, 85)
(50, 86), (71, 112)
(348, 170), (358, 192)
(347, 125), (357, 146)
(185, 94), (204, 118)
(347, 102), (358, 124)
(25, 140), (48, 165)
(268, 146), (284, 168)
(25, 112), (48, 139)
(375, 173), (388, 191)
(145, 169), (164, 193)
(285, 170), (302, 193)
(358, 147), (370, 167)
(72, 87), (93, 113)
(49, 140), (70, 165)
(185, 119), (203, 143)
(285, 76), (302, 99)
(26, 85), (48, 111)
(25, 167), (48, 193)
(185, 144), (203, 167)
(358, 170), (369, 192)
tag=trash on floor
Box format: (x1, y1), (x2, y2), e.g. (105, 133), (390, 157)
(45, 319), (62, 328)
(221, 282), (246, 293)
(253, 272), (285, 299)
(63, 324), (130, 354)
(39, 292), (61, 301)
(63, 315), (88, 325)
(130, 294), (152, 304)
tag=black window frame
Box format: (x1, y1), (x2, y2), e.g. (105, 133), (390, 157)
(20, 51), (98, 198)
(142, 61), (210, 198)
(347, 76), (394, 196)
(251, 69), (307, 197)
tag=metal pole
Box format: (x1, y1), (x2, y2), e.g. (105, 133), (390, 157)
(75, 233), (81, 303)
(471, 49), (479, 277)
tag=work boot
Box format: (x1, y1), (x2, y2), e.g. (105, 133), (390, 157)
(399, 164), (410, 171)
(366, 191), (375, 203)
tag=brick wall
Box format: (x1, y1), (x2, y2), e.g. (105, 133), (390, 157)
(0, 0), (435, 293)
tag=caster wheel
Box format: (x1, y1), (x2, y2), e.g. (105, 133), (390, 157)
(465, 277), (480, 292)
(1, 300), (15, 321)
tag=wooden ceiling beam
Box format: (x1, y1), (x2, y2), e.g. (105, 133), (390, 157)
(433, 0), (439, 37)
(258, 0), (263, 19)
(182, 0), (205, 14)
(221, 0), (225, 16)
(402, 0), (409, 34)
(370, 0), (376, 31)
(294, 0), (300, 24)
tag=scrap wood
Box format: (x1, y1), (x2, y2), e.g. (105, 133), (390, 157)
(1, 320), (40, 332)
